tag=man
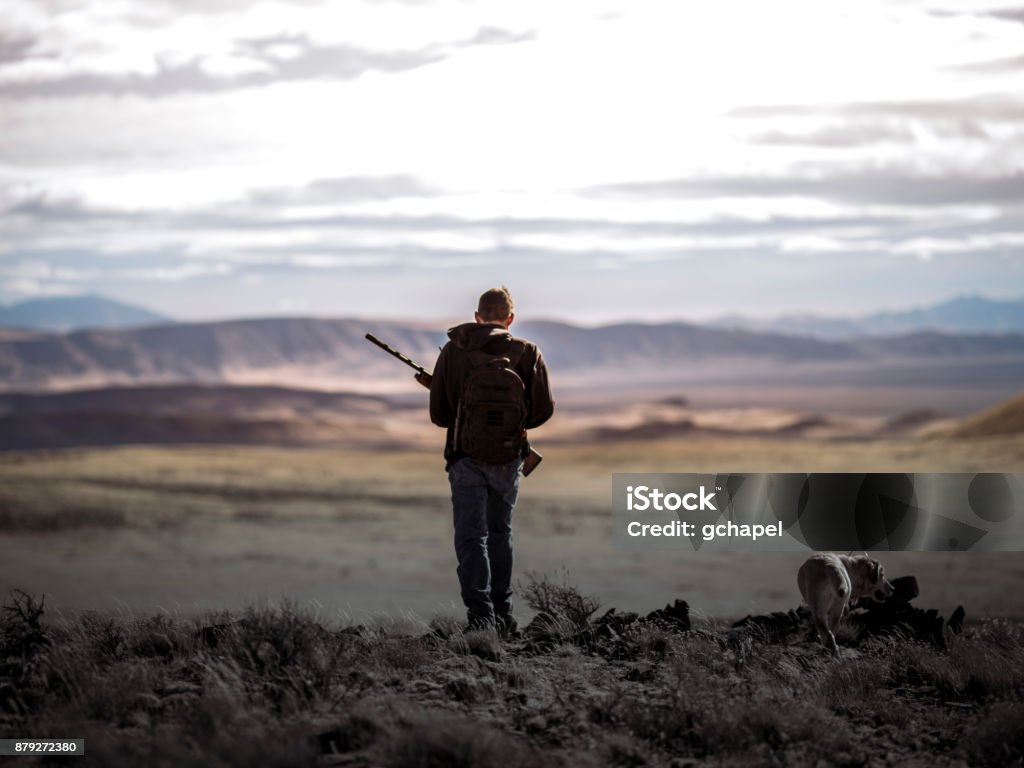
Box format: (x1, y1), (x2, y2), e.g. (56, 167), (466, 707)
(429, 286), (554, 635)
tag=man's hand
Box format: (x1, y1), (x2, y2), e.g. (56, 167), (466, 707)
(415, 371), (432, 389)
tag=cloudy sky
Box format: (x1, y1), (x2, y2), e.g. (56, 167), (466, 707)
(1, 0), (1023, 323)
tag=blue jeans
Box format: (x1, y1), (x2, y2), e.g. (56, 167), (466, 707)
(448, 456), (522, 625)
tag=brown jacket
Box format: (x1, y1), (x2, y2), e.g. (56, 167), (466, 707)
(429, 322), (554, 468)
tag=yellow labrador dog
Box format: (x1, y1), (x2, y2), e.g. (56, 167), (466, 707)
(798, 552), (894, 652)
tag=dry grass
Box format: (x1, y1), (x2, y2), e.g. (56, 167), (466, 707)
(521, 568), (602, 630)
(2, 578), (1023, 767)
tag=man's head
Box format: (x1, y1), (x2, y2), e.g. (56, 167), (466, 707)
(475, 286), (514, 329)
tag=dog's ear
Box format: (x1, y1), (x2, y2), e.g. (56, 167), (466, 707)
(870, 561), (880, 581)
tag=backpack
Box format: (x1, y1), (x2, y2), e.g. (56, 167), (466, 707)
(455, 346), (529, 464)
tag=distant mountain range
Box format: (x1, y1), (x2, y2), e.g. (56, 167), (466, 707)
(2, 293), (1022, 338)
(0, 295), (170, 332)
(1, 315), (1023, 394)
(711, 295), (1024, 338)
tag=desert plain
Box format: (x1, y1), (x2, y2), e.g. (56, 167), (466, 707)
(3, 419), (1022, 623)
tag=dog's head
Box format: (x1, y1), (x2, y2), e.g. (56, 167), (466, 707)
(850, 554), (894, 602)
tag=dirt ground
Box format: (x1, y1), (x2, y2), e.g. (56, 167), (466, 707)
(2, 434), (1023, 622)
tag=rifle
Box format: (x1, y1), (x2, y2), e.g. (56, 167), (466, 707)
(365, 333), (544, 476)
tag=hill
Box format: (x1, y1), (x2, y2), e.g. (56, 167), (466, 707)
(0, 380), (940, 451)
(1, 316), (1023, 394)
(0, 317), (442, 392)
(946, 391), (1024, 438)
(0, 294), (170, 332)
(0, 383), (416, 451)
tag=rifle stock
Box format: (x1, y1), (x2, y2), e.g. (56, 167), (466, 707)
(365, 333), (544, 477)
(521, 446), (543, 476)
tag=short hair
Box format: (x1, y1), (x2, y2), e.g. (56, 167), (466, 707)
(477, 286), (514, 322)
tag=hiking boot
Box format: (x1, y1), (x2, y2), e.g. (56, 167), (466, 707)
(495, 614), (520, 640)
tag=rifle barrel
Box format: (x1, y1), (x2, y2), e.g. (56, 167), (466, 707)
(365, 333), (429, 375)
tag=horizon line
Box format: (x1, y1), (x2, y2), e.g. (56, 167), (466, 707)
(2, 290), (1023, 331)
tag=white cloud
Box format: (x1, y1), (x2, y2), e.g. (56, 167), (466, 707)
(120, 262), (234, 281)
(0, 259), (97, 282)
(890, 232), (1024, 257)
(779, 235), (855, 253)
(2, 0), (1023, 317)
